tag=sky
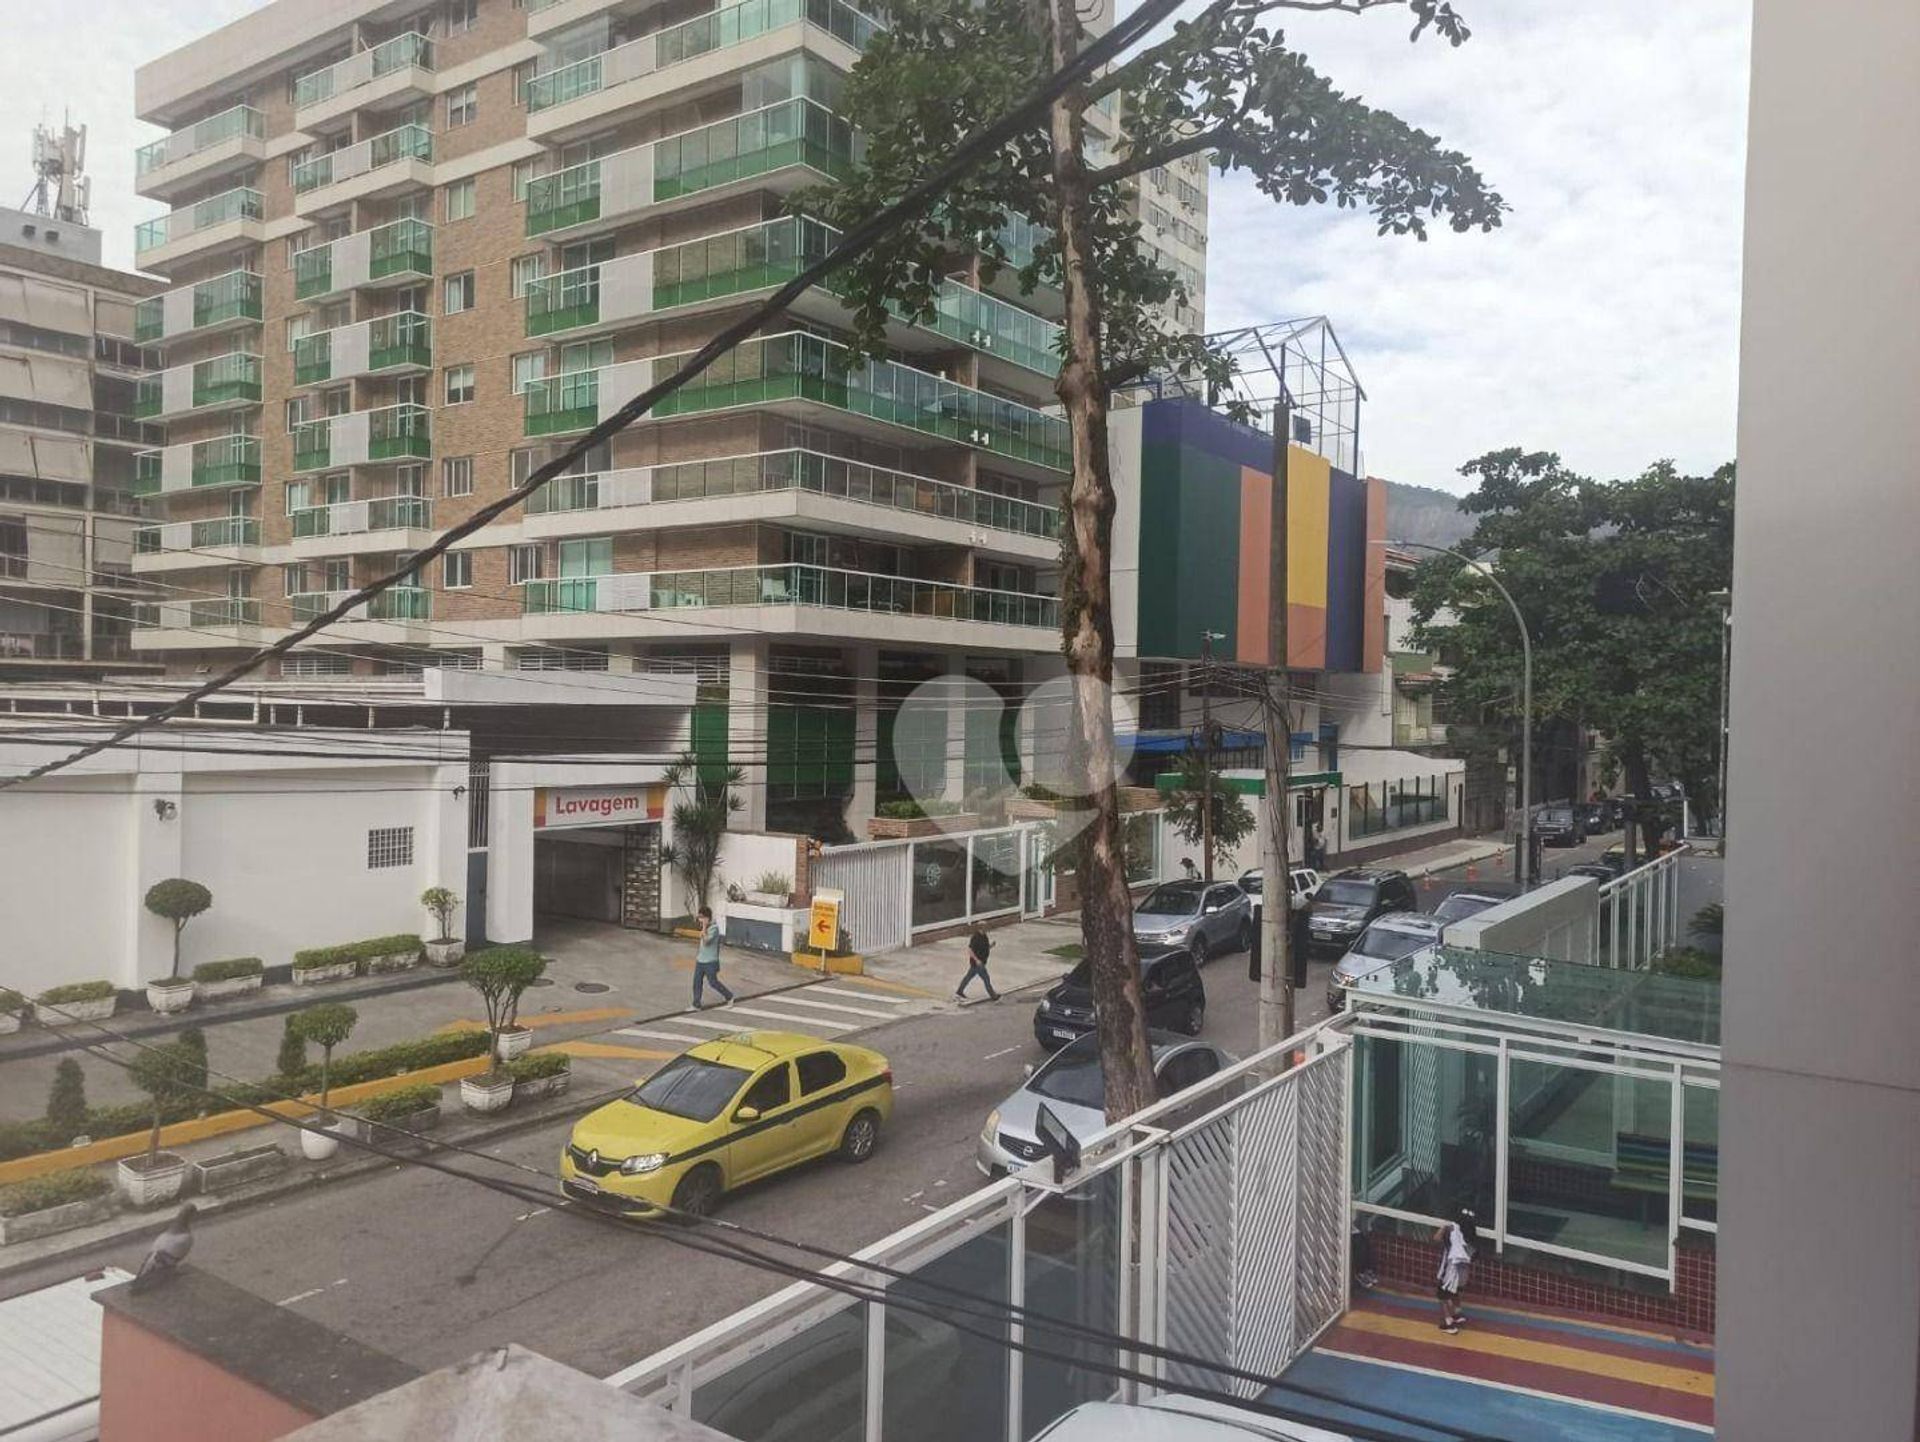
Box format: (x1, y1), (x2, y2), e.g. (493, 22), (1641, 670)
(0, 0), (1750, 494)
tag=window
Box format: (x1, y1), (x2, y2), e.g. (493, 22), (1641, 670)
(510, 352), (546, 395)
(509, 254), (546, 298)
(740, 1064), (792, 1115)
(444, 0), (478, 32)
(445, 177), (475, 221)
(512, 61), (534, 109)
(446, 83), (478, 128)
(442, 456), (474, 496)
(508, 544), (544, 584)
(444, 364), (475, 405)
(286, 313), (317, 352)
(282, 654), (352, 678)
(511, 157), (541, 201)
(286, 395), (314, 432)
(444, 551), (472, 588)
(367, 826), (415, 870)
(444, 271), (475, 314)
(795, 1051), (847, 1096)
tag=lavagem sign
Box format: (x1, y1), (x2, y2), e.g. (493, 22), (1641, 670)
(534, 785), (666, 830)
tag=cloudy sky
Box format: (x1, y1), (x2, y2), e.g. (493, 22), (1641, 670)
(1, 0), (1748, 493)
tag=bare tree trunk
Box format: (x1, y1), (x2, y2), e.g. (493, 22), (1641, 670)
(1040, 0), (1156, 1123)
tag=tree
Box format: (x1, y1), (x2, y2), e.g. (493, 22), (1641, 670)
(177, 1026), (209, 1103)
(289, 1003), (358, 1115)
(1409, 452), (1734, 856)
(46, 1057), (87, 1139)
(459, 947), (547, 1065)
(275, 1015), (309, 1082)
(1163, 748), (1256, 875)
(814, 0), (1502, 1117)
(421, 886), (460, 943)
(658, 751), (744, 918)
(144, 879), (212, 979)
(129, 1039), (200, 1166)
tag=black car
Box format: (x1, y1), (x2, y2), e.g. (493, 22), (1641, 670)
(1304, 868), (1418, 957)
(1032, 943), (1205, 1049)
(1533, 805), (1586, 847)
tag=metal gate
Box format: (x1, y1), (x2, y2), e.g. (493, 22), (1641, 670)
(813, 839), (913, 954)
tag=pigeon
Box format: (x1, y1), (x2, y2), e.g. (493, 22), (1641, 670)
(130, 1203), (196, 1293)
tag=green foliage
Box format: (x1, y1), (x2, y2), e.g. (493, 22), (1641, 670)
(145, 878), (213, 979)
(0, 988), (23, 1017)
(1409, 452), (1734, 844)
(276, 1016), (308, 1080)
(504, 1051), (571, 1083)
(306, 1030), (488, 1091)
(355, 1084), (442, 1125)
(192, 957), (263, 983)
(421, 886), (460, 941)
(659, 750), (745, 912)
(876, 797), (964, 820)
(1689, 903), (1724, 940)
(1653, 947), (1722, 980)
(750, 871), (793, 896)
(290, 1003), (359, 1109)
(177, 1027), (209, 1098)
(292, 935), (423, 971)
(460, 946), (548, 1048)
(36, 981), (116, 1005)
(46, 1059), (87, 1137)
(0, 1168), (110, 1218)
(129, 1039), (202, 1160)
(1162, 748), (1257, 872)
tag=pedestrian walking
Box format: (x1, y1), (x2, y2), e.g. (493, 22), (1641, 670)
(1289, 886), (1313, 988)
(955, 923), (1001, 1002)
(1307, 821), (1327, 871)
(1435, 1206), (1477, 1333)
(692, 905), (735, 1010)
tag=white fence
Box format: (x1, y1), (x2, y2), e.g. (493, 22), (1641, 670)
(1598, 847), (1688, 969)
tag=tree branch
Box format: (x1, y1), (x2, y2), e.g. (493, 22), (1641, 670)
(1087, 124), (1231, 186)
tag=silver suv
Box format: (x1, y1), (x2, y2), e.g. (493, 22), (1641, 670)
(1327, 911), (1443, 1012)
(1131, 880), (1253, 964)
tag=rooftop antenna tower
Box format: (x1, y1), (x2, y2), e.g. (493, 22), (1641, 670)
(26, 117), (91, 226)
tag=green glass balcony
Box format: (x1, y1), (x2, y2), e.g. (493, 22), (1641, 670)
(191, 516), (259, 548)
(523, 577), (605, 614)
(525, 267), (603, 337)
(525, 159), (603, 237)
(523, 371), (602, 437)
(193, 436), (262, 488)
(293, 246), (334, 301)
(135, 187), (263, 255)
(292, 124), (432, 192)
(370, 217), (434, 281)
(295, 313), (431, 384)
(135, 270), (263, 344)
(368, 586), (431, 622)
(291, 496), (432, 538)
(193, 598), (259, 627)
(293, 32), (433, 110)
(369, 403), (431, 461)
(652, 331), (1070, 470)
(135, 105), (264, 176)
(293, 333), (332, 386)
(653, 97), (854, 201)
(194, 353), (262, 408)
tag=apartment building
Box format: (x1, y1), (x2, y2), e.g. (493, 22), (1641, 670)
(131, 0), (1206, 840)
(0, 213), (163, 676)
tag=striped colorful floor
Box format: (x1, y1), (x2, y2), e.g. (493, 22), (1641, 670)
(1266, 1288), (1714, 1440)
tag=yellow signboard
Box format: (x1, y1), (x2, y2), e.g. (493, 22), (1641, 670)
(808, 888), (844, 952)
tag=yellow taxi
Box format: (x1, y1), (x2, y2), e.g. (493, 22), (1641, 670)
(560, 1031), (894, 1217)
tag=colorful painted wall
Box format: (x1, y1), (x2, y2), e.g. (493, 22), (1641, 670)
(1128, 397), (1385, 671)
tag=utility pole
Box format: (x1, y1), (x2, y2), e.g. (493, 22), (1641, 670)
(1259, 397), (1294, 1048)
(1198, 629), (1223, 883)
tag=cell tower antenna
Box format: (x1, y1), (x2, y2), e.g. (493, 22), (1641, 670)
(27, 114), (91, 226)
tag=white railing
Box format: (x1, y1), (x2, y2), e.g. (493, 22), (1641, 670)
(1599, 844), (1690, 969)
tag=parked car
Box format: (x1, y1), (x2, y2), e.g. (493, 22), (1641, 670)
(1132, 880), (1253, 963)
(1566, 862), (1618, 884)
(977, 1031), (1234, 1178)
(1429, 890), (1504, 926)
(1033, 943), (1205, 1049)
(1533, 805), (1586, 847)
(1035, 1396), (1351, 1440)
(1236, 866), (1322, 919)
(1327, 912), (1444, 1012)
(1304, 868), (1417, 956)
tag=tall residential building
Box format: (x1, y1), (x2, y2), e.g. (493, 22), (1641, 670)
(132, 0), (1206, 839)
(0, 206), (163, 676)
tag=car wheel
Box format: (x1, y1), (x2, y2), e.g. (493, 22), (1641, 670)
(1182, 999), (1206, 1036)
(1189, 933), (1209, 967)
(1237, 917), (1254, 953)
(670, 1163), (723, 1220)
(839, 1108), (882, 1163)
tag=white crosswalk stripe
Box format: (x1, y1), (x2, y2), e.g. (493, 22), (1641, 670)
(724, 1005), (855, 1031)
(615, 1027), (711, 1046)
(609, 984), (939, 1053)
(768, 994), (901, 1020)
(812, 985), (915, 1006)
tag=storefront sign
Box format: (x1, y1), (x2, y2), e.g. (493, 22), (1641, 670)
(808, 888), (845, 952)
(534, 784), (665, 830)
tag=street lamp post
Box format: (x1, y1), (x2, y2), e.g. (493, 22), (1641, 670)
(1380, 540), (1535, 888)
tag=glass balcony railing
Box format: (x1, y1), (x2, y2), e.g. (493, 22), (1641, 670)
(290, 496), (432, 538)
(293, 32), (433, 111)
(292, 124), (433, 192)
(523, 370), (603, 437)
(135, 105), (264, 176)
(293, 404), (431, 471)
(132, 516), (258, 551)
(132, 436), (262, 496)
(653, 331), (1070, 469)
(526, 98), (854, 236)
(294, 313), (432, 385)
(135, 270), (265, 341)
(368, 586), (431, 622)
(294, 217), (434, 300)
(133, 353), (263, 417)
(132, 598), (260, 629)
(526, 0), (882, 113)
(527, 563), (1056, 628)
(134, 187), (263, 254)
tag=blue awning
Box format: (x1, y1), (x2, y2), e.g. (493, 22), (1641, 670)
(1121, 728), (1266, 756)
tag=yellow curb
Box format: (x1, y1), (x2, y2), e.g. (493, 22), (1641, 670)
(541, 1040), (675, 1062)
(832, 973), (938, 998)
(0, 1057), (493, 1186)
(790, 951), (865, 976)
(441, 1005), (632, 1034)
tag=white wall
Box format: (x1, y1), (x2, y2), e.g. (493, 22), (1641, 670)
(712, 831), (806, 918)
(1446, 876), (1596, 964)
(0, 782), (133, 996)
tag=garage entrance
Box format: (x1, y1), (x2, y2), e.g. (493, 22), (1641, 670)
(528, 783), (664, 930)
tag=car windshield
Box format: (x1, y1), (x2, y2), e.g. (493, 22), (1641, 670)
(628, 1055), (751, 1122)
(1317, 879), (1378, 906)
(1433, 894), (1498, 923)
(1238, 872), (1263, 894)
(1138, 884), (1202, 916)
(1542, 808), (1573, 824)
(1352, 925), (1435, 962)
(1029, 1041), (1106, 1110)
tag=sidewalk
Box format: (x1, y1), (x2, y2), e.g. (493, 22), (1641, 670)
(1381, 834), (1516, 880)
(864, 916), (1082, 999)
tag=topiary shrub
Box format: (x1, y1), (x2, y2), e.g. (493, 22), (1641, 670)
(503, 1051), (570, 1083)
(460, 946), (547, 1079)
(36, 981), (116, 1006)
(0, 1168), (110, 1218)
(46, 1059), (87, 1139)
(276, 1015), (308, 1081)
(192, 957), (263, 984)
(144, 878), (213, 979)
(356, 1084), (442, 1125)
(128, 1039), (201, 1165)
(288, 1003), (359, 1112)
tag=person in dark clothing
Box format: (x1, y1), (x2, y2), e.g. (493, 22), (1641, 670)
(1289, 889), (1313, 987)
(956, 925), (1001, 1001)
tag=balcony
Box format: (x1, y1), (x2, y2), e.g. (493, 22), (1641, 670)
(133, 352), (262, 422)
(522, 447), (1060, 551)
(289, 497), (433, 557)
(132, 436), (262, 497)
(652, 330), (1071, 472)
(131, 517), (260, 573)
(526, 0), (882, 134)
(294, 313), (432, 387)
(524, 562), (1058, 629)
(134, 105), (266, 202)
(292, 33), (435, 128)
(293, 218), (433, 302)
(292, 404), (431, 473)
(134, 597), (261, 630)
(133, 186), (265, 268)
(526, 98), (854, 239)
(288, 586), (431, 625)
(134, 270), (262, 345)
(292, 125), (434, 214)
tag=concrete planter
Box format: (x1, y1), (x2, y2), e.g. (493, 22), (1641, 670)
(353, 1103), (441, 1151)
(0, 1012), (20, 1036)
(424, 939), (464, 968)
(867, 812), (979, 840)
(35, 995), (118, 1026)
(298, 1125), (342, 1162)
(494, 1026), (533, 1061)
(791, 949), (865, 976)
(117, 1152), (190, 1208)
(724, 902), (810, 955)
(192, 1143), (287, 1195)
(363, 948), (420, 976)
(146, 980), (197, 1014)
(197, 973), (263, 1001)
(0, 1192), (115, 1245)
(291, 961), (357, 986)
(460, 1073), (516, 1114)
(514, 1069), (572, 1101)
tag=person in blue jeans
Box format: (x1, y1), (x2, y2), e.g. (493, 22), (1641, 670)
(693, 905), (736, 1009)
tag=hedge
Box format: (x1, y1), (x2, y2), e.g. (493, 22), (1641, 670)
(36, 981), (117, 1005)
(0, 988), (24, 1015)
(0, 1167), (111, 1218)
(192, 957), (264, 984)
(292, 935), (423, 972)
(356, 1084), (442, 1124)
(504, 1051), (571, 1083)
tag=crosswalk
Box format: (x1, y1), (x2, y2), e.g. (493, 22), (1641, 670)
(613, 982), (928, 1051)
